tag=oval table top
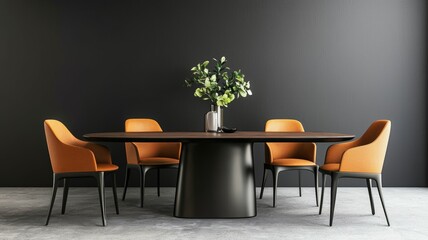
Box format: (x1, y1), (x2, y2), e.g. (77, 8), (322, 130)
(83, 131), (355, 143)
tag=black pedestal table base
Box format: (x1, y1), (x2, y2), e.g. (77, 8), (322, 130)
(174, 142), (256, 218)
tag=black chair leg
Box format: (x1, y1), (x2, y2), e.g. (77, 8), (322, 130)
(272, 167), (279, 207)
(259, 167), (268, 199)
(112, 173), (119, 214)
(329, 173), (339, 226)
(139, 166), (147, 208)
(96, 172), (106, 226)
(61, 178), (69, 215)
(314, 166), (319, 206)
(122, 166), (130, 201)
(157, 168), (160, 197)
(374, 176), (390, 226)
(366, 178), (375, 215)
(298, 170), (302, 197)
(319, 173), (326, 215)
(45, 174), (59, 226)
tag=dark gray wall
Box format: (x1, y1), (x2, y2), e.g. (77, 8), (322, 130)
(0, 0), (426, 187)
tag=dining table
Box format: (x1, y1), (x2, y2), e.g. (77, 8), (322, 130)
(83, 131), (354, 219)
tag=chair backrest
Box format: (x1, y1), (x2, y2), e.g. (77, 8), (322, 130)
(125, 118), (163, 132)
(340, 120), (391, 173)
(265, 119), (304, 132)
(265, 119), (314, 163)
(125, 118), (181, 161)
(44, 119), (93, 173)
(359, 120), (391, 147)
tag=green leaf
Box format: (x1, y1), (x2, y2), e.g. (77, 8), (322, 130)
(204, 77), (211, 87)
(210, 74), (216, 81)
(239, 90), (247, 97)
(210, 81), (218, 88)
(247, 89), (252, 95)
(194, 88), (203, 97)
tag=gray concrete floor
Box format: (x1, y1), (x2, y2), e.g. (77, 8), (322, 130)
(0, 187), (427, 240)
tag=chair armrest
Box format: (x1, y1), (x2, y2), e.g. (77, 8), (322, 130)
(72, 139), (112, 164)
(265, 143), (274, 164)
(84, 142), (111, 164)
(325, 140), (360, 164)
(339, 143), (385, 174)
(299, 142), (316, 162)
(125, 142), (140, 164)
(51, 143), (98, 173)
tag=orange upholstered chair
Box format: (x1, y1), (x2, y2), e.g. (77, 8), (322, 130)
(319, 120), (391, 226)
(44, 119), (119, 226)
(260, 119), (318, 207)
(122, 118), (181, 207)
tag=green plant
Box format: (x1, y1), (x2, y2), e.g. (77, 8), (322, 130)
(185, 56), (252, 107)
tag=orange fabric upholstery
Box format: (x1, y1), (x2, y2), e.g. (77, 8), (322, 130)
(271, 158), (316, 166)
(44, 119), (118, 173)
(320, 163), (340, 172)
(322, 120), (391, 174)
(137, 157), (179, 166)
(265, 119), (316, 165)
(125, 118), (181, 165)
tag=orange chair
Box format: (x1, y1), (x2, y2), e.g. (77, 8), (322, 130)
(44, 120), (119, 226)
(319, 120), (391, 226)
(122, 118), (181, 207)
(260, 119), (318, 207)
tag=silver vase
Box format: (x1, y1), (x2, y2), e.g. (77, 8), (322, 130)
(216, 105), (223, 132)
(205, 105), (217, 132)
(205, 105), (224, 132)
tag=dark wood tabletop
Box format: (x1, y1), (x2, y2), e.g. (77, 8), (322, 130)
(83, 131), (354, 143)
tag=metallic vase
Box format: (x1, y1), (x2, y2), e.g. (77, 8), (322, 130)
(205, 105), (217, 132)
(216, 105), (223, 132)
(205, 105), (224, 132)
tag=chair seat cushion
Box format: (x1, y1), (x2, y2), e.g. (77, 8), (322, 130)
(139, 157), (179, 166)
(320, 163), (340, 172)
(271, 158), (316, 166)
(96, 163), (119, 172)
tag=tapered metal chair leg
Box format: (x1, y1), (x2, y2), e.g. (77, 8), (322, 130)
(366, 179), (375, 215)
(329, 173), (339, 226)
(45, 174), (59, 226)
(314, 166), (319, 206)
(319, 173), (326, 215)
(61, 178), (69, 215)
(272, 167), (279, 208)
(157, 168), (160, 197)
(259, 168), (268, 199)
(96, 172), (106, 226)
(298, 170), (302, 197)
(139, 166), (147, 208)
(122, 166), (131, 201)
(103, 179), (106, 214)
(374, 176), (390, 226)
(112, 173), (119, 214)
